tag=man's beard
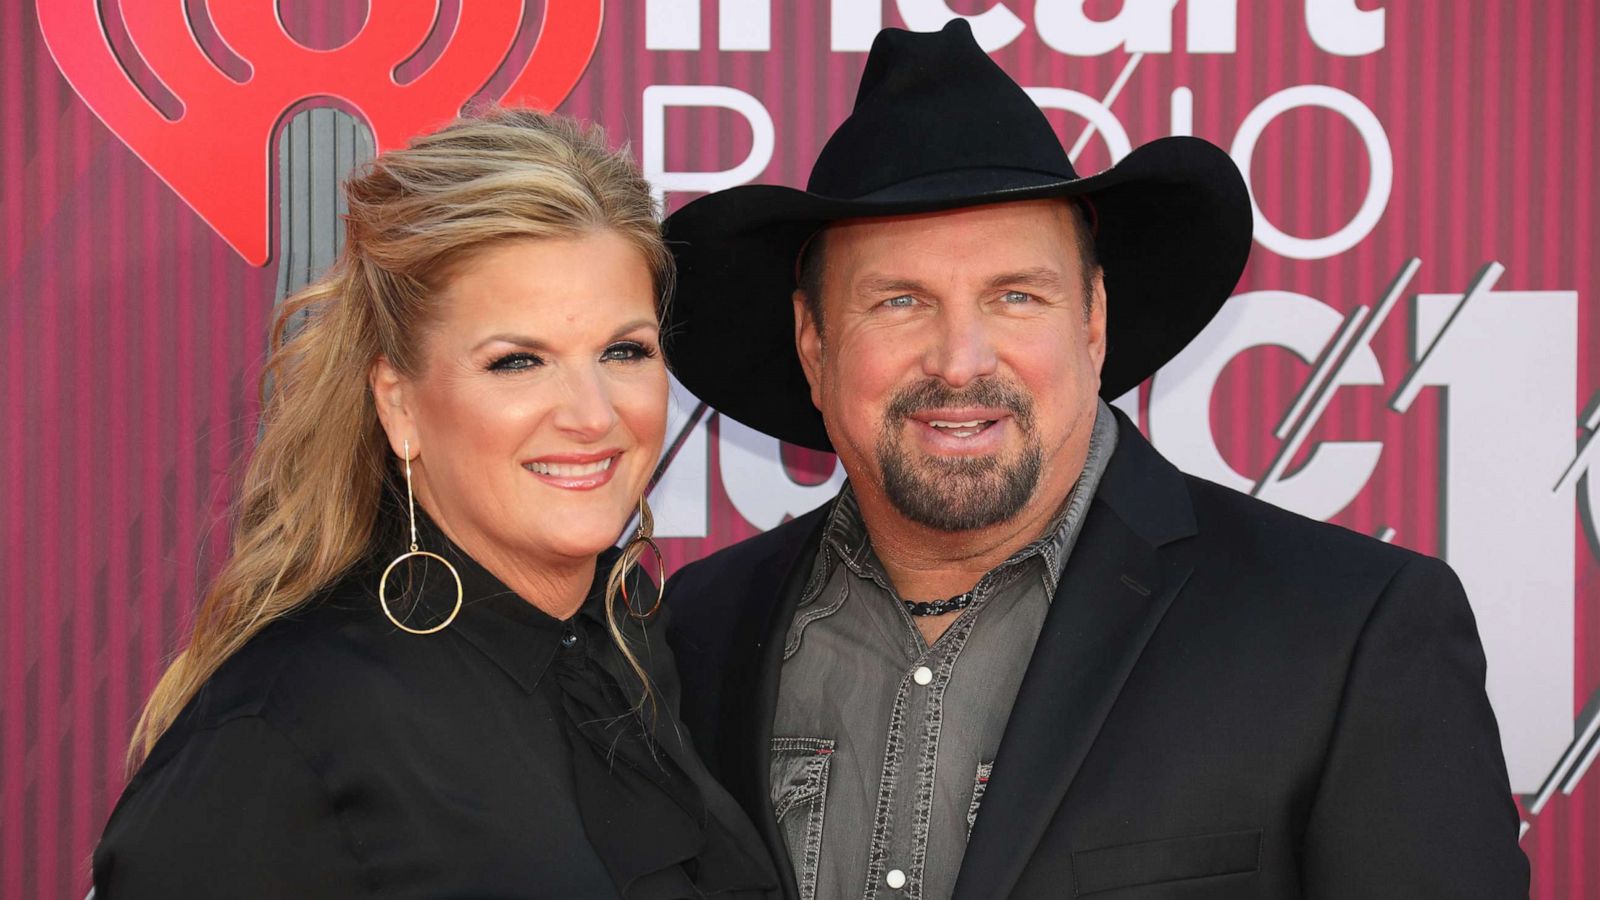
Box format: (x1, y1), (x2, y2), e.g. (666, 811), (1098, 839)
(875, 378), (1042, 532)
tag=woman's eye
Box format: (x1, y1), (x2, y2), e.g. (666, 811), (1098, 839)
(488, 352), (543, 372)
(883, 295), (917, 309)
(1002, 290), (1033, 304)
(602, 341), (658, 363)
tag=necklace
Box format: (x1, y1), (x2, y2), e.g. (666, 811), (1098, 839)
(902, 591), (975, 617)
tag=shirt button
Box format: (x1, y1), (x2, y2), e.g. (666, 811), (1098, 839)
(560, 630), (578, 649)
(885, 868), (907, 889)
(912, 666), (934, 685)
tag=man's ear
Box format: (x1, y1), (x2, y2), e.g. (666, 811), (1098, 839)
(369, 357), (417, 458)
(1086, 267), (1108, 376)
(793, 290), (825, 411)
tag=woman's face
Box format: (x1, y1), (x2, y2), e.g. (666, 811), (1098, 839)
(372, 231), (667, 574)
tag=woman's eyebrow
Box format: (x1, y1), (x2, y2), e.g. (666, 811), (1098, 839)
(608, 318), (660, 340)
(471, 318), (658, 352)
(471, 333), (550, 353)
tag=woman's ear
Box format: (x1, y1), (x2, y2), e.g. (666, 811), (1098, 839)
(369, 357), (417, 458)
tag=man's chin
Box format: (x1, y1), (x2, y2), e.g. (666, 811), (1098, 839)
(880, 465), (1038, 532)
(887, 493), (1024, 532)
(902, 448), (1004, 475)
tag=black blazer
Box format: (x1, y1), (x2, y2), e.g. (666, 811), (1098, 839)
(664, 412), (1529, 899)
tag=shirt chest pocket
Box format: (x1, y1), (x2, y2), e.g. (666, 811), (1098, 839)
(769, 737), (834, 900)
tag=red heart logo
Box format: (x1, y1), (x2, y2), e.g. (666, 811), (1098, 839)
(38, 1), (604, 266)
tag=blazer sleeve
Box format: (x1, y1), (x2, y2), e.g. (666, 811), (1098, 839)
(94, 715), (366, 899)
(1300, 555), (1530, 899)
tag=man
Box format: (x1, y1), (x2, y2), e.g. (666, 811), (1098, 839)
(660, 20), (1527, 900)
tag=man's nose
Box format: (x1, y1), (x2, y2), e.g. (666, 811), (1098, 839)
(552, 364), (620, 440)
(923, 305), (999, 387)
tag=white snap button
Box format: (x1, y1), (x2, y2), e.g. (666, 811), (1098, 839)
(912, 666), (934, 685)
(886, 868), (907, 889)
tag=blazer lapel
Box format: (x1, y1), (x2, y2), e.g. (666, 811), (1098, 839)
(728, 507), (832, 900)
(952, 416), (1196, 900)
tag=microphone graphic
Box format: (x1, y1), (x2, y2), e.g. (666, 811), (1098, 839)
(40, 0), (603, 267)
(273, 108), (375, 332)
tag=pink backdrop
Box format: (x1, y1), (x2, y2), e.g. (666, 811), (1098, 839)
(3, 2), (1597, 896)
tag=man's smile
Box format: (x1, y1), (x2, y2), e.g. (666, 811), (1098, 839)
(906, 408), (1012, 455)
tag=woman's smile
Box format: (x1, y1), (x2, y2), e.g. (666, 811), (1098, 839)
(522, 450), (623, 489)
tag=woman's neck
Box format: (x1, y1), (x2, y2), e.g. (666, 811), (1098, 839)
(415, 498), (596, 620)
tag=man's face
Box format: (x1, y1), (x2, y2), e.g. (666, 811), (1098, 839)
(794, 199), (1106, 533)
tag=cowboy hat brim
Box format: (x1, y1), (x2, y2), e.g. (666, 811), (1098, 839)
(663, 135), (1252, 452)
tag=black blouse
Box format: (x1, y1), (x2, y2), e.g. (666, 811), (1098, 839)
(93, 518), (778, 899)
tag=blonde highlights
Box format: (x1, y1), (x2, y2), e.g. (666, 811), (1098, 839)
(130, 108), (672, 764)
(606, 498), (662, 718)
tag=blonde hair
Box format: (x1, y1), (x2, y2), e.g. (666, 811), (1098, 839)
(130, 108), (672, 764)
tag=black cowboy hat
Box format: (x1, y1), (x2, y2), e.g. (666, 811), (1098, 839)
(663, 19), (1252, 452)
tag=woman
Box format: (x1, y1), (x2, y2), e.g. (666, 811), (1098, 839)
(93, 109), (777, 899)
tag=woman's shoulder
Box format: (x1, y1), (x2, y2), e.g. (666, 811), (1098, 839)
(148, 576), (388, 753)
(100, 664), (370, 895)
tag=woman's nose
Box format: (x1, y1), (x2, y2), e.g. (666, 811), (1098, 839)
(552, 364), (620, 440)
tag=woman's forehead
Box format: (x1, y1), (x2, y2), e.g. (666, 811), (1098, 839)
(429, 234), (658, 339)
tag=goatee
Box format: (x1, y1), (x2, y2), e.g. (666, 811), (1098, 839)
(875, 378), (1042, 532)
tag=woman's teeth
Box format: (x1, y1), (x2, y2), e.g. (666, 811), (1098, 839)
(524, 457), (614, 477)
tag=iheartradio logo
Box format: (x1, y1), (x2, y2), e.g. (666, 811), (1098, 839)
(38, 1), (605, 265)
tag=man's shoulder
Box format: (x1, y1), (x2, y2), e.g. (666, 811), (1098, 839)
(670, 501), (832, 596)
(663, 501), (832, 664)
(1104, 415), (1426, 587)
(1177, 469), (1440, 598)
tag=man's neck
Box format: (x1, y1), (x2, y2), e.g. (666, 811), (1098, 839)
(858, 489), (1070, 603)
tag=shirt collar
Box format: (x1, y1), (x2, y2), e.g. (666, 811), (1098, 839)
(392, 508), (627, 693)
(820, 397), (1119, 598)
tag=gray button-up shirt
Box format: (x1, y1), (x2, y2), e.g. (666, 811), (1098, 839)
(771, 401), (1118, 900)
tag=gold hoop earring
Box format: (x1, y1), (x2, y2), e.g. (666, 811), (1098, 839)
(622, 497), (665, 619)
(379, 440), (463, 635)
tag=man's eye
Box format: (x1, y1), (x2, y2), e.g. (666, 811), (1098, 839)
(601, 341), (658, 362)
(1002, 290), (1033, 304)
(488, 352), (543, 372)
(883, 295), (917, 308)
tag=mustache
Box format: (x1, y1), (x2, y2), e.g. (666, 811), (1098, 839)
(883, 378), (1035, 430)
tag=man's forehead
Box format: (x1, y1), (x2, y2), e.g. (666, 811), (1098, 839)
(854, 266), (1070, 295)
(825, 199), (1083, 281)
(828, 197), (1077, 244)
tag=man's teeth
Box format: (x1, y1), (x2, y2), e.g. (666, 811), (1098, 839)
(525, 457), (614, 477)
(927, 419), (992, 437)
